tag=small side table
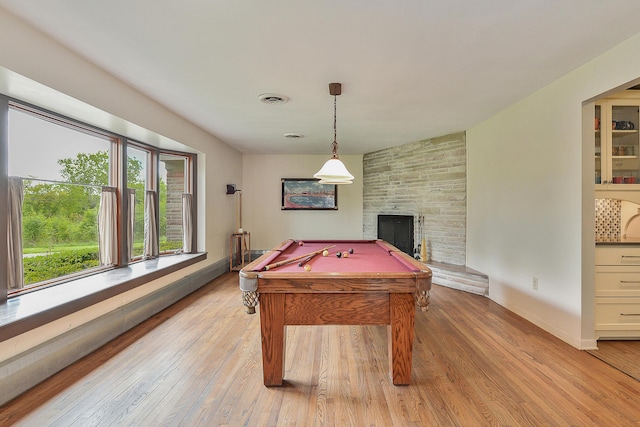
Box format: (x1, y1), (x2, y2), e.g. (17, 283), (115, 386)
(230, 231), (251, 271)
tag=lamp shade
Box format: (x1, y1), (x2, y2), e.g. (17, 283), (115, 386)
(313, 157), (354, 184)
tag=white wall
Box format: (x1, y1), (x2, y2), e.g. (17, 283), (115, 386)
(243, 154), (363, 250)
(0, 9), (242, 360)
(467, 32), (640, 349)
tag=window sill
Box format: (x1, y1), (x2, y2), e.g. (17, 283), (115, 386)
(0, 253), (206, 343)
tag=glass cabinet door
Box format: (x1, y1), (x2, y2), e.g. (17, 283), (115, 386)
(610, 102), (640, 184)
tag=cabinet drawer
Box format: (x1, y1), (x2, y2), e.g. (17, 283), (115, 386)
(595, 298), (640, 325)
(596, 246), (640, 265)
(595, 270), (640, 296)
(595, 297), (640, 338)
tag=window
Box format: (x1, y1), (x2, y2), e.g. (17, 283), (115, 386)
(127, 145), (150, 260)
(8, 106), (114, 290)
(159, 153), (191, 253)
(3, 99), (196, 297)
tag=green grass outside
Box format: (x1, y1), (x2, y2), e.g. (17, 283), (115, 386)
(23, 240), (183, 255)
(22, 240), (184, 286)
(23, 244), (98, 254)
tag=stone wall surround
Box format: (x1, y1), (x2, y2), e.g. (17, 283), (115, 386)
(363, 131), (467, 265)
(363, 131), (488, 295)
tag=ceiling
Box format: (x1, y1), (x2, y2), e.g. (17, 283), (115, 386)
(2, 0), (640, 155)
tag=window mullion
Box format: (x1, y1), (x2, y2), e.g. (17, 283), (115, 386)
(117, 139), (129, 266)
(0, 95), (9, 303)
(189, 156), (197, 252)
(152, 149), (160, 253)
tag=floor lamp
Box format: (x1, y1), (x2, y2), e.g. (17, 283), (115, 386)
(226, 184), (242, 233)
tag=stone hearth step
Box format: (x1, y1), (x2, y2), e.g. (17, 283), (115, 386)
(425, 261), (489, 296)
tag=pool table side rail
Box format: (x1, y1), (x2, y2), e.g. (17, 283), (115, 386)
(239, 239), (432, 295)
(251, 274), (429, 293)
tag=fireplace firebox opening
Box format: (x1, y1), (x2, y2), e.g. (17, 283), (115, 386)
(377, 215), (414, 256)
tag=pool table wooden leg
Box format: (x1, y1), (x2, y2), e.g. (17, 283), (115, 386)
(389, 293), (415, 385)
(259, 293), (286, 386)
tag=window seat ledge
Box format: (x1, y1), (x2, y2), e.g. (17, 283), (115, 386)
(0, 253), (207, 343)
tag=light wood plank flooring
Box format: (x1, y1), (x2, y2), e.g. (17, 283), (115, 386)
(588, 340), (640, 382)
(1, 273), (640, 426)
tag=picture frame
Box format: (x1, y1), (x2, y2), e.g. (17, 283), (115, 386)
(281, 178), (338, 210)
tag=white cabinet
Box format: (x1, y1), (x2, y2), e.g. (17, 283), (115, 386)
(595, 99), (640, 187)
(595, 246), (640, 339)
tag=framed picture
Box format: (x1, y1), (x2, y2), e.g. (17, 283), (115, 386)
(281, 178), (338, 210)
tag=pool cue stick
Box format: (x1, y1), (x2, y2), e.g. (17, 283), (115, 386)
(264, 245), (335, 270)
(298, 251), (320, 266)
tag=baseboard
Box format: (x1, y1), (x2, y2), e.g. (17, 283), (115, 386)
(0, 258), (228, 406)
(488, 292), (588, 350)
(580, 339), (598, 350)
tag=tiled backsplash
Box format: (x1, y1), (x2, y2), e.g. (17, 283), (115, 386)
(595, 198), (621, 241)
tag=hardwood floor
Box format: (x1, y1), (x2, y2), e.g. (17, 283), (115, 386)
(1, 273), (640, 426)
(588, 340), (640, 382)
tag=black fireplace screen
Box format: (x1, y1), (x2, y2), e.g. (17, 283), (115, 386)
(377, 215), (414, 256)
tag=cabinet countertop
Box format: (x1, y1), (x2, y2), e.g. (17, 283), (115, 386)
(597, 237), (640, 245)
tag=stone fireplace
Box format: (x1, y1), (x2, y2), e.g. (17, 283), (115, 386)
(363, 132), (466, 265)
(363, 131), (488, 295)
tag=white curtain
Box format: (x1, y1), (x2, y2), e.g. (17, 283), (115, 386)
(127, 188), (136, 260)
(7, 177), (24, 290)
(98, 186), (118, 266)
(143, 190), (158, 259)
(182, 193), (193, 253)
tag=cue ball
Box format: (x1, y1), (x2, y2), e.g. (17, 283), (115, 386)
(322, 250), (329, 256)
(336, 251), (342, 258)
(349, 248), (354, 254)
(298, 241), (304, 246)
(304, 264), (311, 271)
(343, 251), (349, 258)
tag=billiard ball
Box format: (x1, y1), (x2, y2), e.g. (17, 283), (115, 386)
(322, 250), (329, 257)
(342, 251), (349, 258)
(298, 241), (304, 246)
(348, 248), (354, 254)
(304, 264), (312, 271)
(336, 251), (342, 258)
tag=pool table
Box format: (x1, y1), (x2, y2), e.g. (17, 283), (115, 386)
(239, 239), (432, 386)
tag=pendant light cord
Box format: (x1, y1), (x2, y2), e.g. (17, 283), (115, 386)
(332, 94), (339, 158)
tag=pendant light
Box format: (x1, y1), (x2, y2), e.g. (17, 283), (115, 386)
(313, 83), (354, 184)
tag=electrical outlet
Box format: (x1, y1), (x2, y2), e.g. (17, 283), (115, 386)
(532, 277), (539, 291)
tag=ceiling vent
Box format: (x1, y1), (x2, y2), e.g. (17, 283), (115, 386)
(284, 133), (303, 139)
(258, 93), (289, 104)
